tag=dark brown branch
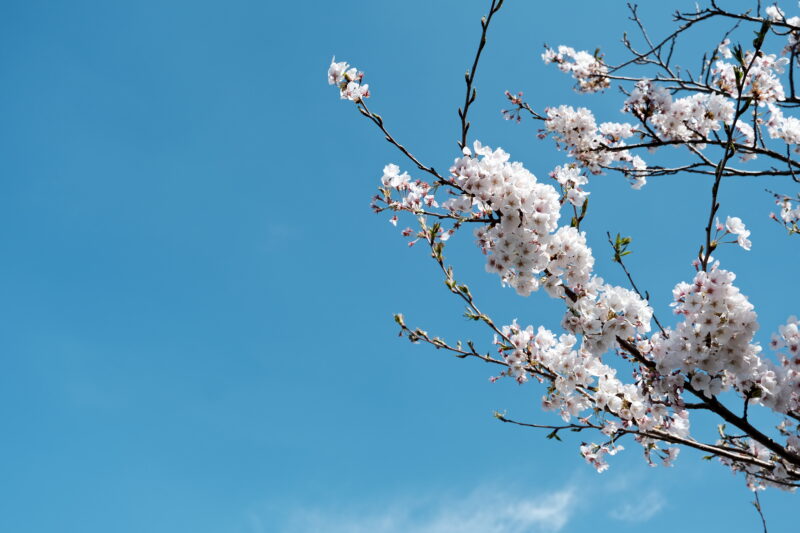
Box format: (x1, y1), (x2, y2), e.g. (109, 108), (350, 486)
(358, 101), (445, 182)
(458, 0), (504, 150)
(701, 22), (769, 271)
(497, 412), (786, 473)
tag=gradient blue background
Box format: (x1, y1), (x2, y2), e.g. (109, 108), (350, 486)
(1, 0), (797, 531)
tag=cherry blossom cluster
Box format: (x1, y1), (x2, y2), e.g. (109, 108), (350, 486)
(447, 143), (654, 362)
(544, 226), (595, 291)
(327, 57), (370, 102)
(718, 440), (798, 491)
(655, 93), (734, 143)
(623, 79), (672, 120)
(765, 104), (800, 151)
(498, 322), (622, 418)
(646, 266), (767, 400)
(713, 42), (789, 105)
(540, 43), (799, 186)
(496, 321), (579, 386)
(379, 163), (437, 213)
(626, 80), (734, 143)
(543, 105), (647, 187)
(449, 142), (562, 296)
(766, 5), (800, 57)
(562, 279), (654, 357)
(497, 313), (687, 474)
(768, 316), (800, 415)
(770, 192), (800, 234)
(551, 164), (589, 207)
(579, 442), (624, 473)
(541, 45), (610, 93)
(448, 143), (613, 301)
(766, 4), (799, 24)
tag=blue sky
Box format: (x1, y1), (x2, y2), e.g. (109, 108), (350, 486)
(1, 0), (798, 531)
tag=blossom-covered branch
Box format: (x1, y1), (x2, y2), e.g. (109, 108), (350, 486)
(328, 0), (800, 494)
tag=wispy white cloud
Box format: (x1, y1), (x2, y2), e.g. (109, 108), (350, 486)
(608, 489), (664, 523)
(273, 485), (576, 533)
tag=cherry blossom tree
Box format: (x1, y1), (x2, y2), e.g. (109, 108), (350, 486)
(328, 0), (800, 506)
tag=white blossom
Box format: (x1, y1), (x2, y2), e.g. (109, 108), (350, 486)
(725, 216), (752, 250)
(327, 57), (370, 101)
(542, 45), (610, 93)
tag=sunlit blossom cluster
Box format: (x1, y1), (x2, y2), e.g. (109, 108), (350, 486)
(498, 320), (644, 423)
(498, 310), (684, 474)
(647, 267), (768, 401)
(449, 142), (562, 296)
(541, 45), (610, 93)
(327, 57), (370, 102)
(766, 5), (800, 57)
(380, 163), (437, 213)
(771, 192), (800, 233)
(551, 165), (589, 207)
(718, 439), (797, 491)
(766, 103), (800, 151)
(626, 80), (735, 142)
(713, 45), (788, 105)
(562, 280), (654, 356)
(579, 442), (624, 473)
(623, 79), (672, 119)
(543, 105), (647, 187)
(655, 93), (734, 142)
(767, 317), (800, 415)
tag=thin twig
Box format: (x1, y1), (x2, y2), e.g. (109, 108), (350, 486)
(605, 232), (667, 335)
(753, 491), (769, 533)
(458, 0), (504, 150)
